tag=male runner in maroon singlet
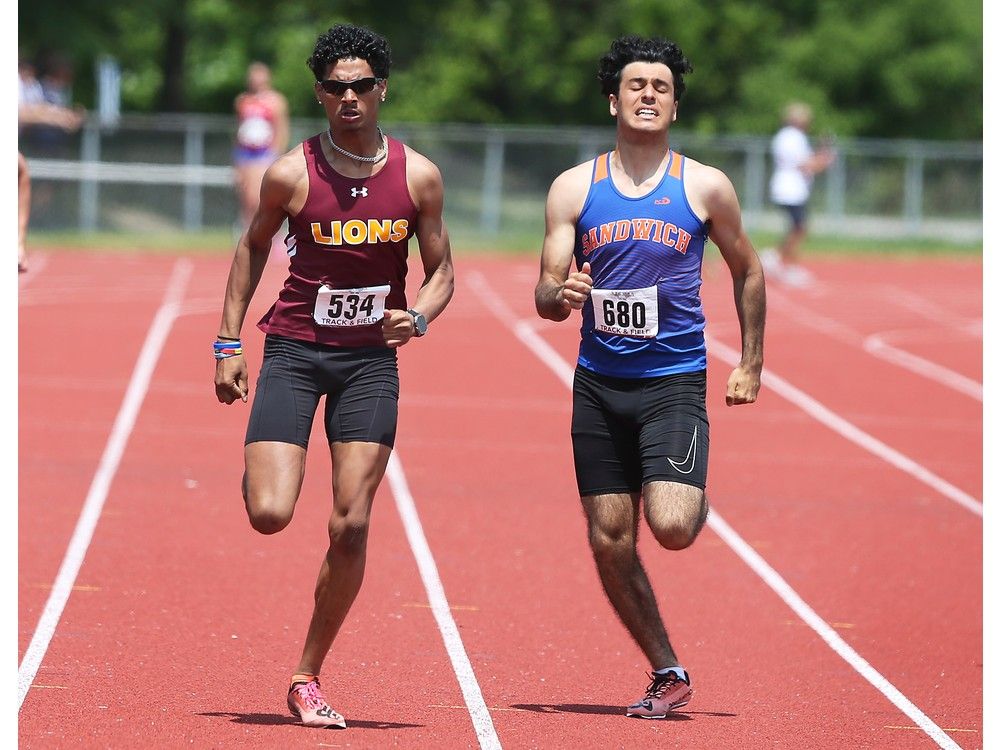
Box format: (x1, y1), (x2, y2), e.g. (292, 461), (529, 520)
(535, 36), (765, 718)
(213, 24), (454, 728)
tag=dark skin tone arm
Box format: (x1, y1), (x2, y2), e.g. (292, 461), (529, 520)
(214, 150), (301, 404)
(380, 148), (454, 346)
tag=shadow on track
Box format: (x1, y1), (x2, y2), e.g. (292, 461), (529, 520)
(509, 704), (737, 720)
(198, 712), (423, 729)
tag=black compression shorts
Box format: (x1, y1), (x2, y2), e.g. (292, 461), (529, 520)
(571, 366), (709, 496)
(245, 334), (399, 449)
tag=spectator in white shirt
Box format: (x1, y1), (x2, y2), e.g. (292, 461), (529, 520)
(763, 102), (835, 287)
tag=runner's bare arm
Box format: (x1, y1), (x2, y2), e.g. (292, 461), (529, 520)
(214, 150), (303, 404)
(382, 150), (455, 347)
(535, 165), (592, 321)
(803, 146), (835, 176)
(691, 164), (765, 406)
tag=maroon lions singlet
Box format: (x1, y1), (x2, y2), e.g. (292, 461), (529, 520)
(257, 133), (418, 347)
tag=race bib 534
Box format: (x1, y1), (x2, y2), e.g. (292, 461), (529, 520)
(313, 284), (391, 327)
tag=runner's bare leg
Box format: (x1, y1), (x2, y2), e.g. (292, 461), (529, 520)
(583, 492), (677, 668)
(296, 440), (392, 675)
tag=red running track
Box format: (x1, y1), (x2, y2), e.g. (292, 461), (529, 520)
(18, 249), (982, 749)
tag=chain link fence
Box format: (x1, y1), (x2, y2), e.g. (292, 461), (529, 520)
(20, 114), (982, 244)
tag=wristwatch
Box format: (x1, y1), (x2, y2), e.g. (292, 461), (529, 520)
(407, 309), (428, 337)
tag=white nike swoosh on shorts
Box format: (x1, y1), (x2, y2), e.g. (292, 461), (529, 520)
(667, 425), (698, 474)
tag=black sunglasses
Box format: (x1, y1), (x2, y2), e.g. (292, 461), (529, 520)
(318, 77), (382, 96)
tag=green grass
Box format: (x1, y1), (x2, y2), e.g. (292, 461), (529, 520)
(746, 232), (981, 257)
(27, 227), (545, 255)
(28, 229), (237, 254)
(29, 227), (981, 258)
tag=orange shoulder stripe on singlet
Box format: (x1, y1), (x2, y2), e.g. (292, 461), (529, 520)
(593, 153), (609, 184)
(667, 151), (683, 180)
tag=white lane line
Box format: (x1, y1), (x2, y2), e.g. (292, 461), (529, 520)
(768, 287), (982, 401)
(810, 280), (981, 333)
(704, 333), (982, 517)
(17, 259), (193, 710)
(708, 513), (964, 750)
(386, 453), (502, 750)
(863, 333), (982, 401)
(878, 284), (982, 332)
(512, 319), (574, 386)
(467, 270), (965, 750)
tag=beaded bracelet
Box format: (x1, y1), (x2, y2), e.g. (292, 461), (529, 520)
(213, 340), (243, 359)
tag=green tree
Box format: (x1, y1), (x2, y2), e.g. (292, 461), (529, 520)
(17, 0), (982, 139)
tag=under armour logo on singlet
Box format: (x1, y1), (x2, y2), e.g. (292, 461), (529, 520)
(351, 187), (369, 198)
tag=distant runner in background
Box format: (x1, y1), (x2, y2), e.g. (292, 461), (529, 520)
(234, 62), (289, 241)
(761, 102), (836, 287)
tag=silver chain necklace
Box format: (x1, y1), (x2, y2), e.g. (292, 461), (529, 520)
(325, 127), (387, 163)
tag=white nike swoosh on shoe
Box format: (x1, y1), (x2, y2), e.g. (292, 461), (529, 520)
(667, 425), (698, 474)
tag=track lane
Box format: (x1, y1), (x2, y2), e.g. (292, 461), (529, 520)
(19, 253), (188, 660)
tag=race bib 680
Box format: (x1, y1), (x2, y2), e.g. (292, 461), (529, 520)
(591, 285), (659, 338)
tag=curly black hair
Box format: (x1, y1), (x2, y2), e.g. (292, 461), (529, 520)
(597, 36), (693, 100)
(307, 24), (392, 80)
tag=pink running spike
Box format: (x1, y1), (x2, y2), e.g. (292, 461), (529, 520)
(287, 677), (347, 728)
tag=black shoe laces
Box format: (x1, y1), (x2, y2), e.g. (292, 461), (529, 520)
(645, 671), (682, 699)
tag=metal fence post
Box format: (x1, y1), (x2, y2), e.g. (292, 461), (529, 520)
(79, 121), (101, 232)
(480, 130), (505, 236)
(183, 122), (205, 231)
(825, 150), (846, 221)
(903, 146), (924, 235)
(744, 139), (766, 229)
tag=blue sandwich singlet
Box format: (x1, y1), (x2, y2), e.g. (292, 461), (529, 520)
(574, 150), (708, 378)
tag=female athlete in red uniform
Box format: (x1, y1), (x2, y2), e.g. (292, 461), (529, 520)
(233, 62), (289, 234)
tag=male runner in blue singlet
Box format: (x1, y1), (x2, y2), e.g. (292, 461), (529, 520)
(535, 35), (765, 718)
